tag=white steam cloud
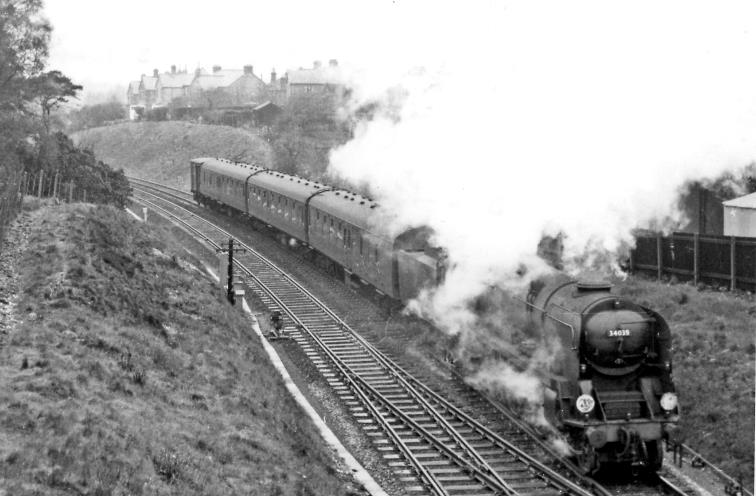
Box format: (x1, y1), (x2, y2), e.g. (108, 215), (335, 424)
(330, 1), (756, 335)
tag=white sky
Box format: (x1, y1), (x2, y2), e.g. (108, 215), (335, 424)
(44, 0), (458, 101)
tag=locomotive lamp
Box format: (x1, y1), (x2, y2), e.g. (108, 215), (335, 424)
(660, 392), (678, 413)
(576, 394), (595, 414)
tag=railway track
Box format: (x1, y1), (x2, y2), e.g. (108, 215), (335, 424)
(130, 186), (596, 496)
(128, 180), (748, 496)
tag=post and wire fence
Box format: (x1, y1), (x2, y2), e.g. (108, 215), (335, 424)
(17, 170), (94, 203)
(630, 231), (756, 292)
(1, 169), (97, 253)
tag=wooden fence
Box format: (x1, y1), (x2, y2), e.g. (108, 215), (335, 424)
(630, 232), (756, 292)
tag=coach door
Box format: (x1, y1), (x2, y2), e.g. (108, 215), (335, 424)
(192, 163), (201, 194)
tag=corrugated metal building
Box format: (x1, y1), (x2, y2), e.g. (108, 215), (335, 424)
(723, 192), (756, 237)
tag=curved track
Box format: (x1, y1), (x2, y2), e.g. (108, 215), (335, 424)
(131, 185), (597, 496)
(129, 179), (747, 496)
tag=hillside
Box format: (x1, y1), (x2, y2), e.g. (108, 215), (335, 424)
(0, 200), (359, 495)
(73, 122), (274, 190)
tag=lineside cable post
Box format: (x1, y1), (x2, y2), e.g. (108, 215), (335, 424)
(216, 238), (246, 305)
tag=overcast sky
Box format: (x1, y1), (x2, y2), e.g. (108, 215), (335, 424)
(44, 0), (459, 102)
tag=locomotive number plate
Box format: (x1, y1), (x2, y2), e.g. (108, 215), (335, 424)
(607, 329), (631, 337)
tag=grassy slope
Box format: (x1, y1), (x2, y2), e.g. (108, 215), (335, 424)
(617, 278), (755, 482)
(0, 202), (357, 495)
(72, 122), (274, 190)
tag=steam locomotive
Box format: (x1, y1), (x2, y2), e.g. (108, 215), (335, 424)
(526, 274), (681, 474)
(190, 157), (680, 474)
(189, 157), (444, 301)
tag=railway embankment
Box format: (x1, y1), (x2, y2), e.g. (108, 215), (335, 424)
(0, 199), (361, 495)
(72, 121), (274, 190)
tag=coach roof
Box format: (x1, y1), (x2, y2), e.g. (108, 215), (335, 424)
(250, 170), (330, 203)
(309, 189), (380, 230)
(196, 157), (264, 182)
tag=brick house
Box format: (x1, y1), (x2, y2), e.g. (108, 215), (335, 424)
(157, 65), (194, 105)
(286, 59), (344, 99)
(188, 65), (266, 108)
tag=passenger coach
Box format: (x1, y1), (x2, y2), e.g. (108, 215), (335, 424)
(190, 157), (444, 301)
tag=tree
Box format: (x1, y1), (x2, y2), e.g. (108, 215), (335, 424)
(67, 101), (125, 131)
(28, 70), (82, 130)
(0, 0), (51, 111)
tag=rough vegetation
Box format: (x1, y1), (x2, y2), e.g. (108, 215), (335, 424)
(73, 121), (274, 190)
(617, 277), (755, 483)
(0, 0), (129, 247)
(0, 202), (360, 495)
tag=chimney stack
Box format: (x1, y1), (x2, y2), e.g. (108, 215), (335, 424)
(171, 65), (176, 74)
(329, 59), (338, 67)
(270, 69), (277, 84)
(195, 67), (202, 77)
(153, 68), (158, 77)
(243, 65), (254, 75)
(313, 60), (322, 69)
(212, 65), (222, 73)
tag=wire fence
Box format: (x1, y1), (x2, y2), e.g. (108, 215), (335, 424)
(631, 231), (756, 292)
(0, 169), (97, 254)
(18, 170), (95, 203)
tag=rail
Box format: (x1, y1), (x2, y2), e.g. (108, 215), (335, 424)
(131, 186), (599, 496)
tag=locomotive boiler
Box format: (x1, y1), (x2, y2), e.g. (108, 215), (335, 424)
(526, 274), (680, 474)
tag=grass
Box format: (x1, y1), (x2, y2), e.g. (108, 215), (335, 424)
(617, 276), (755, 482)
(0, 202), (358, 495)
(72, 121), (274, 190)
(390, 276), (754, 485)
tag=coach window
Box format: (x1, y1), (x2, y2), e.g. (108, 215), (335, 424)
(359, 234), (363, 255)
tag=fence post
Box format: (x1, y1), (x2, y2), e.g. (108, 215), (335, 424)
(730, 237), (736, 291)
(82, 189), (87, 203)
(67, 182), (73, 203)
(53, 172), (60, 199)
(656, 232), (663, 280)
(37, 170), (44, 198)
(693, 233), (699, 286)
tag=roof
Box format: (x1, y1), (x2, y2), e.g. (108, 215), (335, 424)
(159, 72), (194, 88)
(287, 66), (344, 85)
(195, 158), (264, 182)
(722, 192), (756, 209)
(251, 170), (329, 204)
(127, 81), (140, 94)
(253, 101), (279, 111)
(140, 75), (158, 91)
(309, 189), (381, 231)
(192, 70), (245, 90)
(193, 157), (382, 232)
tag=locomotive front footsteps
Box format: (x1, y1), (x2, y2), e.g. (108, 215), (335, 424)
(189, 157), (444, 302)
(526, 274), (681, 475)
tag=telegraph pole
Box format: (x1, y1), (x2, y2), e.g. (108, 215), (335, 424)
(217, 238), (246, 305)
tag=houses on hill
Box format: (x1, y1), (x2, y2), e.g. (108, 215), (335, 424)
(126, 60), (345, 122)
